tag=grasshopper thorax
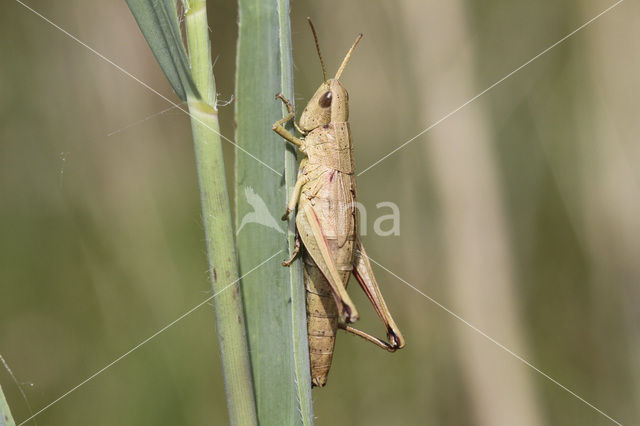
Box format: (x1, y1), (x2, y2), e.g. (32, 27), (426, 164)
(299, 79), (349, 132)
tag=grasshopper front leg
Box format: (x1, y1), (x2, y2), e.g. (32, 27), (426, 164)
(343, 238), (405, 351)
(277, 94), (307, 136)
(272, 93), (306, 149)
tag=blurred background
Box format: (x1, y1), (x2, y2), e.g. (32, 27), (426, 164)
(1, 0), (638, 424)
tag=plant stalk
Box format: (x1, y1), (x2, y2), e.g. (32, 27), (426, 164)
(183, 1), (257, 424)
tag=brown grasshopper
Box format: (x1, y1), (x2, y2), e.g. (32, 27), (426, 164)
(272, 19), (405, 387)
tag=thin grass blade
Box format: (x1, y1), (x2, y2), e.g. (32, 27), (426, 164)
(278, 1), (314, 423)
(125, 0), (199, 101)
(236, 0), (314, 424)
(0, 385), (15, 426)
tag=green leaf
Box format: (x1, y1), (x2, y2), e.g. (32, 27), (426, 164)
(125, 0), (199, 101)
(235, 0), (314, 424)
(0, 385), (15, 426)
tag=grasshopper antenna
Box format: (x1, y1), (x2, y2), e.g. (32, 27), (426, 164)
(335, 33), (363, 80)
(307, 17), (327, 82)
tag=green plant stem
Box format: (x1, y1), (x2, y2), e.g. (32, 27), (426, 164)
(183, 1), (257, 424)
(0, 385), (15, 426)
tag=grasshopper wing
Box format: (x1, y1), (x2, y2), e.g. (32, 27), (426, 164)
(333, 172), (356, 248)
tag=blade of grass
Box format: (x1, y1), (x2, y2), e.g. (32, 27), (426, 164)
(235, 0), (313, 424)
(125, 0), (199, 101)
(277, 0), (314, 423)
(0, 385), (15, 426)
(182, 1), (257, 424)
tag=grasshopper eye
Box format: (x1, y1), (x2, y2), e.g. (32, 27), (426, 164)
(318, 91), (332, 108)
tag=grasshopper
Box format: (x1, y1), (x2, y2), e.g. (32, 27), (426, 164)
(272, 19), (405, 387)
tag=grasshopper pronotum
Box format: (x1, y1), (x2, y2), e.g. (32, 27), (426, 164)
(272, 19), (405, 387)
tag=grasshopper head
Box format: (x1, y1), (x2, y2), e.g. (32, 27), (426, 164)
(299, 79), (349, 131)
(299, 19), (361, 132)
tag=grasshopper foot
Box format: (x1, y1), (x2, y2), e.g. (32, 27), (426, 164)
(281, 209), (292, 221)
(282, 254), (297, 267)
(282, 259), (293, 267)
(282, 232), (301, 266)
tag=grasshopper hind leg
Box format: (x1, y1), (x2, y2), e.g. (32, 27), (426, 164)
(346, 238), (405, 350)
(296, 204), (359, 323)
(339, 323), (399, 352)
